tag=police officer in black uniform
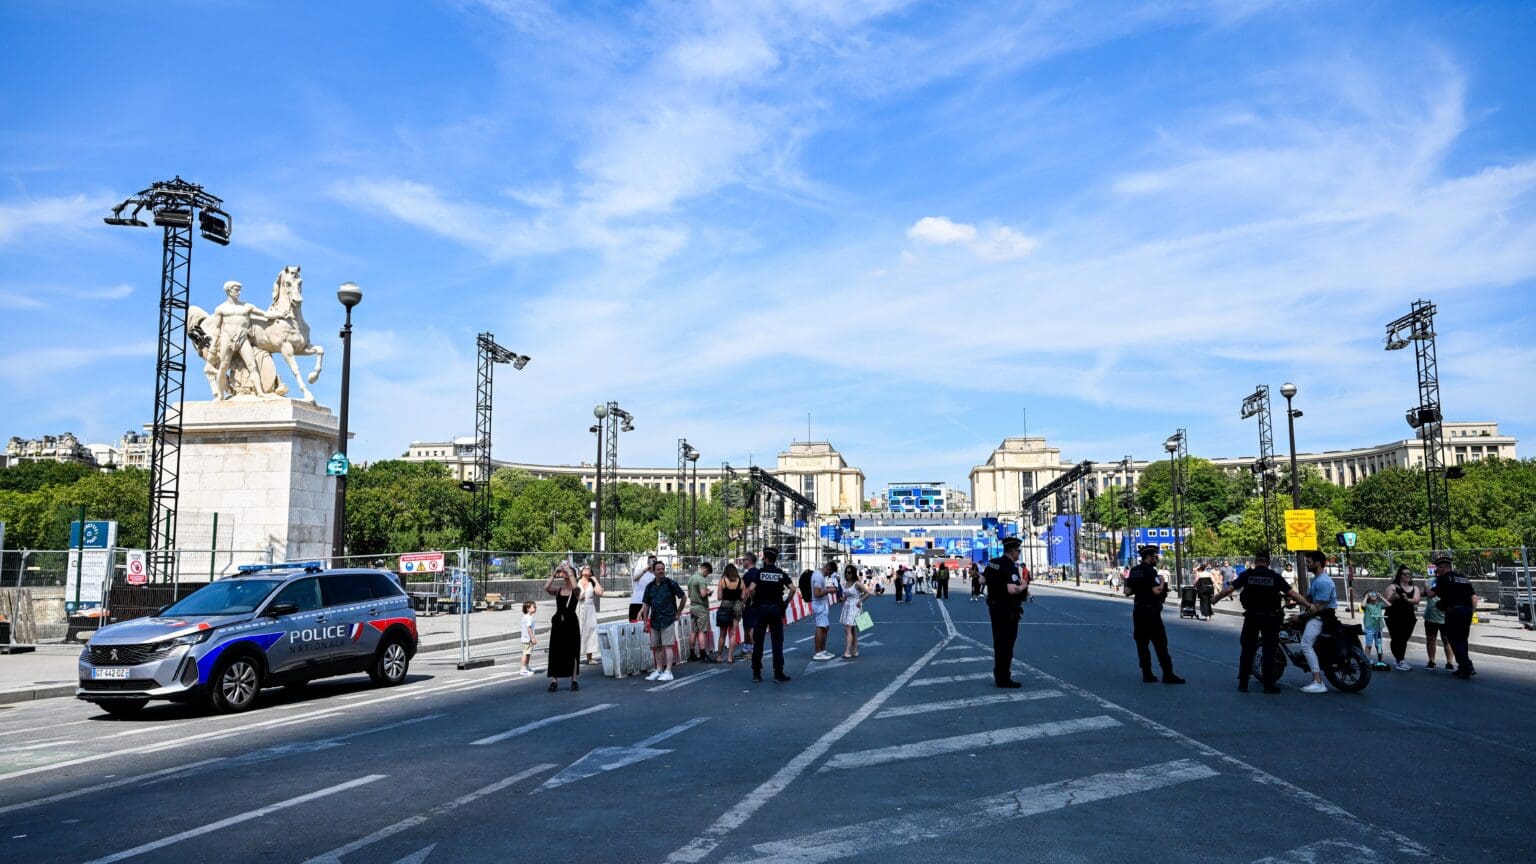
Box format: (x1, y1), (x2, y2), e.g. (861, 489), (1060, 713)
(983, 537), (1028, 688)
(1425, 552), (1477, 678)
(745, 546), (793, 684)
(1124, 545), (1185, 684)
(1212, 549), (1308, 693)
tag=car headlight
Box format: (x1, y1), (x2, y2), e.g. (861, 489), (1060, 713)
(162, 630), (213, 648)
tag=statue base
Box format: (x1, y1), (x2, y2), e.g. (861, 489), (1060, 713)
(171, 400), (341, 565)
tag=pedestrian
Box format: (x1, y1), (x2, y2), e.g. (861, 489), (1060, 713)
(1424, 553), (1477, 679)
(1298, 551), (1338, 694)
(840, 564), (867, 659)
(983, 536), (1028, 688)
(1194, 565), (1215, 620)
(745, 547), (793, 683)
(1383, 565), (1420, 672)
(1124, 545), (1185, 684)
(1360, 590), (1389, 670)
(640, 560), (686, 682)
(811, 560), (838, 661)
(1212, 549), (1305, 693)
(1422, 573), (1454, 671)
(629, 554), (658, 622)
(576, 564), (605, 666)
(519, 601), (537, 677)
(544, 564), (582, 692)
(970, 561), (982, 602)
(716, 563), (745, 664)
(687, 562), (717, 663)
(935, 562), (950, 600)
(739, 552), (759, 658)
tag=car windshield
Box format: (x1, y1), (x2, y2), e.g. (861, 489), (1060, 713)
(162, 579), (284, 616)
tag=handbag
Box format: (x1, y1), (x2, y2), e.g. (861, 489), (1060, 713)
(856, 611), (874, 632)
(716, 607), (733, 628)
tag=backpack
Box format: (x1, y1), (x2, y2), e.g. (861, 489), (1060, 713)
(798, 571), (814, 604)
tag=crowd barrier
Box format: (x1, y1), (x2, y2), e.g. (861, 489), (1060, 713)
(597, 592), (816, 677)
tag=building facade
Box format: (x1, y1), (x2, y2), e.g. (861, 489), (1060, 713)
(4, 433), (95, 467)
(968, 437), (1070, 514)
(774, 441), (865, 515)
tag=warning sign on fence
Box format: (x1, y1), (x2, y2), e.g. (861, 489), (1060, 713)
(399, 552), (445, 574)
(1285, 509), (1318, 551)
(125, 550), (148, 585)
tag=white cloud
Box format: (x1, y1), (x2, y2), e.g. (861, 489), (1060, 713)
(0, 194), (108, 245)
(907, 216), (1039, 260)
(81, 283), (132, 300)
(907, 216), (977, 245)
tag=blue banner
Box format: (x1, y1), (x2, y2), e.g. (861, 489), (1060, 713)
(1046, 515), (1080, 566)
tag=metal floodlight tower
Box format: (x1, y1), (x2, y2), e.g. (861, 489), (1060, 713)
(1385, 299), (1451, 549)
(472, 333), (530, 551)
(1164, 430), (1188, 589)
(675, 439), (700, 558)
(105, 177), (231, 582)
(1241, 385), (1278, 554)
(601, 403), (634, 547)
(722, 462), (737, 557)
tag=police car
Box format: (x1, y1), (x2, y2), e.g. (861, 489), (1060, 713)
(77, 565), (418, 716)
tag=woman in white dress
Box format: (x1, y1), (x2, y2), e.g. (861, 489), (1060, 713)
(576, 565), (605, 665)
(840, 564), (868, 659)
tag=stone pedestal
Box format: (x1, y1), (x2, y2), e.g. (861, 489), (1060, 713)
(173, 400), (340, 563)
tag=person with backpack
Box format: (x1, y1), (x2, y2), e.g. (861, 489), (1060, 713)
(809, 561), (838, 661)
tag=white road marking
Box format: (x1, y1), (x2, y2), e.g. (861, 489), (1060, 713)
(470, 704), (614, 745)
(795, 636), (815, 643)
(134, 710), (347, 754)
(0, 758), (225, 816)
(667, 637), (951, 863)
(723, 759), (1218, 864)
(873, 690), (1063, 719)
(537, 718), (709, 792)
(299, 765), (553, 864)
(1250, 839), (1389, 863)
(819, 715), (1120, 772)
(0, 738), (76, 753)
(83, 774), (385, 864)
(955, 632), (1433, 859)
(0, 719), (93, 738)
(908, 672), (993, 687)
(928, 656), (987, 665)
(142, 714), (441, 784)
(943, 644), (970, 650)
(650, 667), (729, 691)
(386, 845), (437, 864)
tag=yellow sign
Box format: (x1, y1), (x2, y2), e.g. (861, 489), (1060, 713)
(1285, 509), (1318, 551)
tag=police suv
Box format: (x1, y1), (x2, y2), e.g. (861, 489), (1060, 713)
(78, 565), (418, 716)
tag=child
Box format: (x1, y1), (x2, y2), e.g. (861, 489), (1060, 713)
(1361, 591), (1389, 669)
(519, 601), (537, 676)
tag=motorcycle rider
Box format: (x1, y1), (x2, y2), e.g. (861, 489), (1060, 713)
(1298, 550), (1338, 694)
(1212, 549), (1309, 693)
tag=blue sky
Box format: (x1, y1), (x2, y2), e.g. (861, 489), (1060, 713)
(2, 0), (1534, 491)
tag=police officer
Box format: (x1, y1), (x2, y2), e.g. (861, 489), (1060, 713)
(1425, 553), (1477, 679)
(744, 547), (793, 684)
(1124, 545), (1185, 684)
(983, 537), (1028, 688)
(1212, 549), (1308, 693)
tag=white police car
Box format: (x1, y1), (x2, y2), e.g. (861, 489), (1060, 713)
(78, 565), (418, 716)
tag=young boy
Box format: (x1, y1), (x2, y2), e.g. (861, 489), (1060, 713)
(1361, 590), (1389, 670)
(519, 601), (537, 676)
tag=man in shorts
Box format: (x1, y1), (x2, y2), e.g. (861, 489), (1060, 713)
(687, 562), (717, 663)
(811, 559), (838, 661)
(640, 560), (686, 682)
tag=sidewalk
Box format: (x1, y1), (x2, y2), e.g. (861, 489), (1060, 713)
(0, 599), (636, 706)
(1031, 581), (1536, 662)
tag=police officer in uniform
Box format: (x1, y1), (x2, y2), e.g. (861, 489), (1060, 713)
(1124, 545), (1185, 684)
(1212, 549), (1308, 693)
(1425, 553), (1477, 679)
(983, 537), (1028, 688)
(744, 547), (793, 684)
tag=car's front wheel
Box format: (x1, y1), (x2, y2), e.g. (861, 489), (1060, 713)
(208, 653), (263, 713)
(369, 636), (411, 686)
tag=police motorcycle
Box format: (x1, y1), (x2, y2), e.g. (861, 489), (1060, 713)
(1252, 605), (1372, 693)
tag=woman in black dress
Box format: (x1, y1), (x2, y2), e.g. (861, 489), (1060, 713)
(544, 564), (582, 691)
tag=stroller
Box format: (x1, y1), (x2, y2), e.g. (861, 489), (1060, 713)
(1179, 586), (1198, 619)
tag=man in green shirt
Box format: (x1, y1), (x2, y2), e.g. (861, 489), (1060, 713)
(687, 562), (718, 663)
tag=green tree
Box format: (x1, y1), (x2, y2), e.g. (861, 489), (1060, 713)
(1135, 457), (1242, 530)
(0, 460), (93, 493)
(344, 460), (475, 555)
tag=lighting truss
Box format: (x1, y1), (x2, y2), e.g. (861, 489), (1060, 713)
(1384, 299), (1451, 549)
(1241, 386), (1278, 554)
(472, 333), (530, 551)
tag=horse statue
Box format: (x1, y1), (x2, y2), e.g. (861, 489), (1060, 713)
(187, 265), (324, 402)
(248, 265), (325, 402)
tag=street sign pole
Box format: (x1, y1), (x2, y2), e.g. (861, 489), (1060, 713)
(73, 505), (86, 613)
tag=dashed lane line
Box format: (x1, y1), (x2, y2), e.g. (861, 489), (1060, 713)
(817, 715), (1120, 772)
(0, 758), (225, 817)
(872, 690), (1063, 719)
(470, 704), (614, 746)
(721, 760), (1219, 864)
(82, 774), (386, 864)
(907, 672), (993, 687)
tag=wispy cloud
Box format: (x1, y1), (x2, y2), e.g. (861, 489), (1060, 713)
(0, 194), (108, 245)
(907, 216), (1039, 260)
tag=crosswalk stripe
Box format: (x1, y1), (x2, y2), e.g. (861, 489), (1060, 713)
(873, 691), (1062, 719)
(725, 759), (1218, 864)
(908, 672), (992, 687)
(818, 715), (1120, 772)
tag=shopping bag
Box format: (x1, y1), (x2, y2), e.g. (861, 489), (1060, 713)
(856, 611), (874, 632)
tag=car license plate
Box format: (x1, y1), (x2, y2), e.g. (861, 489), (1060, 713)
(91, 668), (130, 680)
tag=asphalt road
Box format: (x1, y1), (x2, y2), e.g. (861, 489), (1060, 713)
(1, 586), (1532, 864)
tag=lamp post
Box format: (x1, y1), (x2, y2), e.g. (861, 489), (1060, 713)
(1280, 382), (1306, 590)
(592, 405), (607, 558)
(1164, 432), (1185, 590)
(686, 446), (700, 558)
(330, 282), (362, 561)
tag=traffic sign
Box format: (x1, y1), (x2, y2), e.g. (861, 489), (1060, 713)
(399, 552), (445, 574)
(125, 550), (148, 585)
(1285, 509), (1318, 551)
(1337, 531), (1357, 549)
(326, 452), (350, 476)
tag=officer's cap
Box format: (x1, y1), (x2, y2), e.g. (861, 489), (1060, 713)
(1000, 537), (1022, 549)
(1433, 552), (1453, 565)
(1253, 549), (1271, 561)
(1138, 544), (1161, 556)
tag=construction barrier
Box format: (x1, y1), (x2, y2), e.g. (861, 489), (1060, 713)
(598, 592), (820, 677)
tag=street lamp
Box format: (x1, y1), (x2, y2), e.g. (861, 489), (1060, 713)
(331, 282), (362, 560)
(1279, 382), (1306, 590)
(1163, 437), (1183, 590)
(685, 445), (701, 557)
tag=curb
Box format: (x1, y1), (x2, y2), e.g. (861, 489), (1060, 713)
(0, 684), (77, 706)
(1033, 583), (1536, 663)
